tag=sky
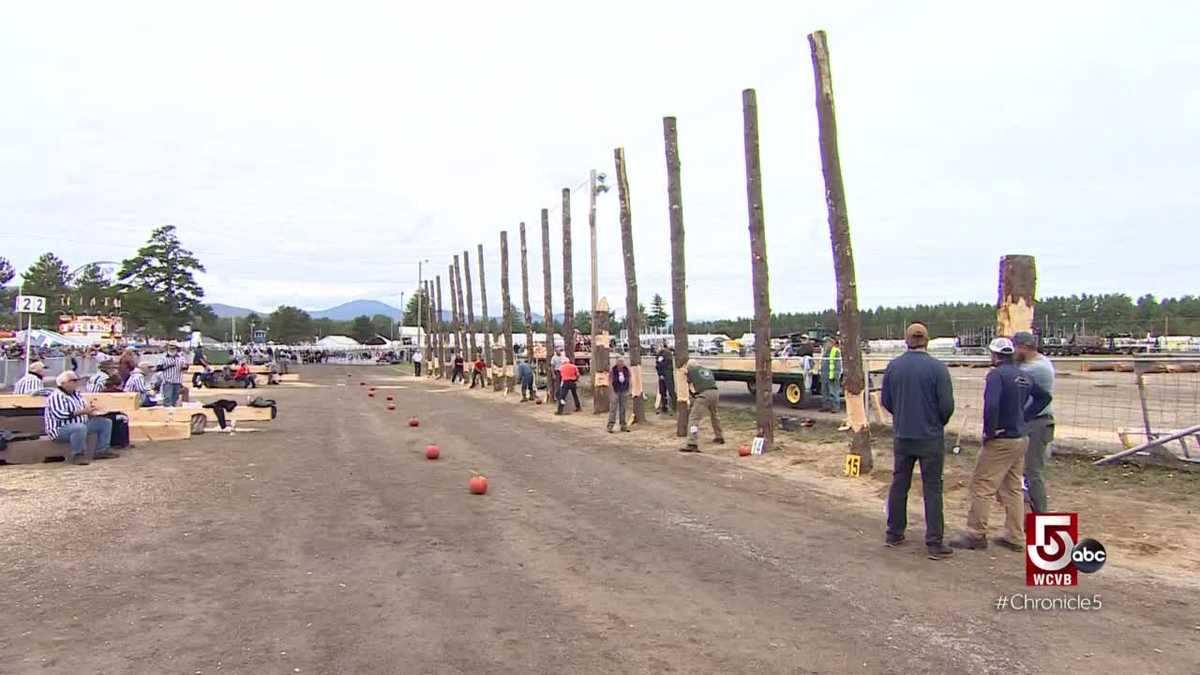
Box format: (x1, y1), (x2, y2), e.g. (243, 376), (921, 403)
(1, 1), (1197, 320)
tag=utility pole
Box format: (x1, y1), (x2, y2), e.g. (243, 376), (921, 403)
(743, 88), (775, 449)
(809, 30), (872, 472)
(477, 244), (492, 384)
(500, 230), (515, 394)
(462, 250), (477, 360)
(540, 208), (555, 405)
(562, 188), (575, 362)
(519, 221), (535, 389)
(615, 147), (646, 424)
(663, 116), (690, 437)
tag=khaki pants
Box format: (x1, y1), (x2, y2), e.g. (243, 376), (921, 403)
(966, 437), (1028, 541)
(687, 390), (723, 447)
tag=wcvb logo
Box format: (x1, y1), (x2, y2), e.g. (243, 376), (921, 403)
(1026, 513), (1107, 586)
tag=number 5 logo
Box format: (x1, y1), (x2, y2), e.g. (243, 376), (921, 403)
(1026, 512), (1078, 586)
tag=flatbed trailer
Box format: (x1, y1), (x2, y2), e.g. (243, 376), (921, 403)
(692, 356), (819, 408)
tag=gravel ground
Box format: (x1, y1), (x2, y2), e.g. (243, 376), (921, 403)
(2, 366), (1198, 674)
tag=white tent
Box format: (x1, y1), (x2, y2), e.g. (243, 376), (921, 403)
(315, 335), (361, 349)
(15, 329), (91, 348)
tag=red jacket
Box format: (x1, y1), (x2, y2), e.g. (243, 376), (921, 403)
(559, 362), (580, 382)
(474, 359), (486, 372)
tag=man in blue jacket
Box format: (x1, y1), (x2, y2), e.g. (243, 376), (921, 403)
(881, 323), (955, 559)
(607, 356), (632, 433)
(949, 337), (1052, 551)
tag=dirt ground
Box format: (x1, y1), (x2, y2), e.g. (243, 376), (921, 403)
(2, 366), (1198, 674)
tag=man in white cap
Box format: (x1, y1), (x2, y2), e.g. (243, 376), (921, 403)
(12, 361), (48, 395)
(124, 360), (157, 407)
(949, 337), (1051, 551)
(45, 370), (115, 465)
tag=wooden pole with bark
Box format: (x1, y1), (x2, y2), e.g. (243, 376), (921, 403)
(519, 221), (536, 390)
(454, 255), (468, 364)
(462, 250), (477, 359)
(448, 262), (460, 367)
(663, 116), (689, 437)
(561, 188), (575, 362)
(996, 255), (1036, 336)
(540, 207), (555, 404)
(614, 147), (645, 424)
(809, 30), (872, 473)
(589, 169), (609, 414)
(477, 244), (492, 383)
(742, 88), (775, 449)
(500, 230), (515, 394)
(436, 274), (447, 379)
(423, 280), (434, 376)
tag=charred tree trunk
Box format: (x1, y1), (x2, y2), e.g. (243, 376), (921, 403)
(500, 230), (515, 394)
(561, 188), (575, 362)
(540, 207), (554, 404)
(462, 250), (477, 360)
(742, 89), (775, 449)
(477, 244), (492, 383)
(996, 255), (1036, 336)
(809, 30), (872, 473)
(614, 147), (645, 424)
(519, 221), (536, 392)
(663, 116), (689, 437)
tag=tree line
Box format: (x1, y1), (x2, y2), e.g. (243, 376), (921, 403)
(3, 227), (1197, 343)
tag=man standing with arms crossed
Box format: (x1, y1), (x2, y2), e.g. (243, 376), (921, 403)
(881, 323), (955, 559)
(1013, 331), (1055, 513)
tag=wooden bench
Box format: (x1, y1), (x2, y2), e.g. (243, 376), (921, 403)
(0, 392), (140, 413)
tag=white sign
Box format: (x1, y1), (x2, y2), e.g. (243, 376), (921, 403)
(15, 295), (46, 314)
(751, 437), (766, 455)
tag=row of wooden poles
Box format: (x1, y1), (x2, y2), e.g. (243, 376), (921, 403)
(415, 31), (886, 474)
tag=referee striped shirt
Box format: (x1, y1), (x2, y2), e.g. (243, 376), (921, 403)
(158, 354), (188, 384)
(124, 371), (149, 394)
(86, 372), (109, 393)
(44, 388), (87, 439)
(12, 373), (45, 394)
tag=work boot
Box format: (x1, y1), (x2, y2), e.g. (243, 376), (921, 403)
(713, 437), (725, 445)
(621, 427), (630, 433)
(679, 445), (701, 453)
(948, 533), (988, 550)
(884, 533), (905, 547)
(992, 537), (1022, 552)
(607, 427), (614, 433)
(66, 453), (90, 466)
(926, 543), (954, 559)
(94, 451), (121, 459)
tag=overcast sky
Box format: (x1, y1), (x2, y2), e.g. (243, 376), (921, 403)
(2, 1), (1196, 319)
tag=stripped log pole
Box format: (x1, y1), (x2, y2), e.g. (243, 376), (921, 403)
(436, 274), (447, 379)
(615, 146), (645, 424)
(519, 221), (536, 393)
(809, 30), (872, 473)
(561, 188), (575, 362)
(423, 280), (434, 376)
(663, 116), (689, 437)
(448, 262), (460, 366)
(477, 244), (492, 384)
(462, 250), (477, 360)
(454, 255), (468, 362)
(742, 88), (775, 449)
(540, 208), (555, 404)
(500, 230), (515, 394)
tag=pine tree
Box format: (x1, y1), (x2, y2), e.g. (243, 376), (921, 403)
(118, 225), (207, 335)
(20, 252), (71, 328)
(648, 293), (668, 329)
(268, 306), (314, 344)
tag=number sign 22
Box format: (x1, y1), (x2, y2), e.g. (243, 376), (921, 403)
(16, 295), (47, 314)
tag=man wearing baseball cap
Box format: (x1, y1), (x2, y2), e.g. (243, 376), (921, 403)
(1013, 331), (1055, 513)
(12, 361), (49, 395)
(949, 336), (1052, 551)
(881, 322), (956, 559)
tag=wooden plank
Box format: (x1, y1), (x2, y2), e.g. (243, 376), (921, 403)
(129, 422), (193, 442)
(129, 406), (273, 425)
(0, 392), (139, 412)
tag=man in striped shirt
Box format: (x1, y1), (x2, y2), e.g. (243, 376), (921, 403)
(124, 361), (156, 407)
(11, 361), (49, 395)
(86, 363), (114, 393)
(45, 371), (115, 465)
(157, 342), (188, 407)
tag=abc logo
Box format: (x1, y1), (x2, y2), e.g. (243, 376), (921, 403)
(1072, 538), (1107, 574)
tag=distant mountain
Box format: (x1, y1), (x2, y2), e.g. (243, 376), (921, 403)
(310, 300), (403, 321)
(209, 303), (260, 318)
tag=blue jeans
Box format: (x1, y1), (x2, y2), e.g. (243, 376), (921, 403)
(52, 417), (113, 458)
(823, 377), (843, 410)
(161, 382), (181, 407)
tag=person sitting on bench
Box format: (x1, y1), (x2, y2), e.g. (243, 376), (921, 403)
(45, 371), (116, 465)
(12, 361), (49, 395)
(124, 361), (157, 407)
(86, 361), (121, 393)
(233, 360), (257, 388)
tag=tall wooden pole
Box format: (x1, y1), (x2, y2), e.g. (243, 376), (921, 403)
(743, 88), (775, 449)
(500, 230), (515, 394)
(996, 255), (1036, 337)
(448, 262), (460, 365)
(436, 274), (447, 379)
(809, 30), (872, 473)
(423, 280), (434, 376)
(454, 255), (468, 363)
(519, 221), (535, 382)
(462, 250), (477, 359)
(664, 116), (689, 437)
(561, 188), (575, 362)
(477, 244), (492, 382)
(615, 147), (645, 424)
(540, 207), (555, 404)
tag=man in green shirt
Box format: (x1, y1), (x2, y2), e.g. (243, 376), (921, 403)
(681, 362), (724, 452)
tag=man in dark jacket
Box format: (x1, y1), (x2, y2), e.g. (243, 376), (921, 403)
(451, 352), (465, 383)
(654, 343), (675, 414)
(950, 337), (1052, 551)
(881, 323), (955, 559)
(607, 357), (632, 433)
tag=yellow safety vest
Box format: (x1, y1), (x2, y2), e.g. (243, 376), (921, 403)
(826, 346), (840, 379)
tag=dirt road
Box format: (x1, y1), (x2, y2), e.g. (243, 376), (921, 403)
(3, 368), (1197, 674)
